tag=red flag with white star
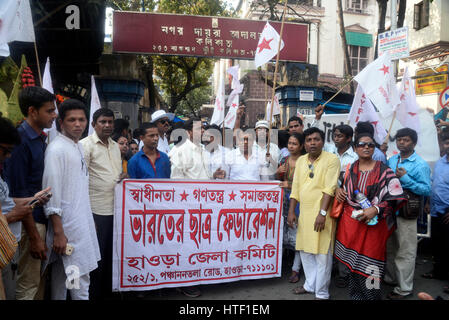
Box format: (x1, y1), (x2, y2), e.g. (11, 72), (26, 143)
(353, 52), (400, 118)
(395, 67), (421, 134)
(254, 22), (284, 68)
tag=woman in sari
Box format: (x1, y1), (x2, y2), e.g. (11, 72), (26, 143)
(334, 133), (406, 300)
(277, 132), (305, 283)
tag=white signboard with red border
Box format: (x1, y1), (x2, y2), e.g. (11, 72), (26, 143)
(113, 180), (284, 291)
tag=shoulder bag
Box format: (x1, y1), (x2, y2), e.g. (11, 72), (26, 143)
(0, 214), (18, 269)
(330, 164), (350, 219)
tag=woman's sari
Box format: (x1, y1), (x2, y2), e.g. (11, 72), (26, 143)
(334, 160), (406, 299)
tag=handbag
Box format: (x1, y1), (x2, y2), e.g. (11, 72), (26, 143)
(0, 214), (18, 269)
(395, 158), (422, 219)
(399, 189), (422, 219)
(330, 164), (351, 219)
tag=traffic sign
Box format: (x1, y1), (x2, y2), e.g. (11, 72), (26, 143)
(439, 86), (449, 109)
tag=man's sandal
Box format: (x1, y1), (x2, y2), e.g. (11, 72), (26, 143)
(293, 286), (312, 295)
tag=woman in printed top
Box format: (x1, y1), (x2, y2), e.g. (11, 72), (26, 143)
(334, 133), (406, 300)
(276, 132), (305, 284)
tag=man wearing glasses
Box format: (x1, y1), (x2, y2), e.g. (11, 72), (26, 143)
(287, 127), (340, 300)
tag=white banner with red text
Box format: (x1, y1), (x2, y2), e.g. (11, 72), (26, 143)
(113, 179), (284, 291)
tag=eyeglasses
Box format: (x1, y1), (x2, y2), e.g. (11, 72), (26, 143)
(308, 164), (314, 179)
(356, 142), (375, 149)
(0, 145), (14, 155)
(159, 119), (169, 125)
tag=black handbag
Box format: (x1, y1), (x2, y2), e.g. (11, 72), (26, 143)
(399, 189), (422, 219)
(396, 158), (422, 219)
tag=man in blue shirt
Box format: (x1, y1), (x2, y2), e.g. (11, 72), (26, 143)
(3, 86), (56, 300)
(127, 122), (171, 179)
(423, 130), (449, 290)
(385, 128), (431, 299)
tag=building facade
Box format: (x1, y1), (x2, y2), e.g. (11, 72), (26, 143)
(210, 0), (381, 127)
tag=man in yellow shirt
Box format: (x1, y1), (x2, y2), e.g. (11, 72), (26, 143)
(80, 108), (122, 300)
(287, 127), (340, 300)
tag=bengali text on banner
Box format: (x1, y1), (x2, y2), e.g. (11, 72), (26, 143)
(113, 179), (284, 291)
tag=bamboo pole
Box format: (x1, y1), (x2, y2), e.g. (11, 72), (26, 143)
(267, 0), (288, 155)
(384, 111), (397, 143)
(34, 42), (42, 85)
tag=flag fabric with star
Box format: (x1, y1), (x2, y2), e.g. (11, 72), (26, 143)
(0, 0), (35, 56)
(42, 57), (60, 142)
(348, 85), (387, 145)
(224, 94), (239, 129)
(88, 75), (102, 135)
(254, 22), (284, 68)
(353, 52), (400, 118)
(210, 70), (225, 126)
(226, 65), (244, 107)
(395, 67), (421, 134)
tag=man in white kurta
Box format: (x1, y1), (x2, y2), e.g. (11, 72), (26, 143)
(42, 100), (100, 300)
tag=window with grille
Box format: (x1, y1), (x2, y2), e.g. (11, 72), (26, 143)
(349, 45), (369, 76)
(414, 1), (429, 30)
(346, 0), (368, 13)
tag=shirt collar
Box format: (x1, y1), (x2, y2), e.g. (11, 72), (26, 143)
(21, 120), (41, 140)
(399, 151), (417, 163)
(340, 146), (356, 157)
(139, 149), (160, 159)
(92, 131), (113, 146)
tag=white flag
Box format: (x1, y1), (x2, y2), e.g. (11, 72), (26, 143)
(224, 94), (239, 129)
(348, 85), (387, 145)
(88, 75), (102, 135)
(265, 94), (280, 124)
(0, 0), (35, 44)
(226, 65), (244, 107)
(395, 67), (421, 134)
(210, 71), (225, 126)
(354, 52), (400, 118)
(254, 22), (284, 68)
(42, 57), (59, 141)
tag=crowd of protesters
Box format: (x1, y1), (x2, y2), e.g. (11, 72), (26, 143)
(0, 86), (448, 300)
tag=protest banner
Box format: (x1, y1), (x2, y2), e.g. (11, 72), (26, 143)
(113, 180), (284, 292)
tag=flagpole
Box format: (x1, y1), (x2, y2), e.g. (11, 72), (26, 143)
(322, 77), (354, 107)
(384, 111), (397, 143)
(265, 64), (268, 107)
(267, 0), (288, 154)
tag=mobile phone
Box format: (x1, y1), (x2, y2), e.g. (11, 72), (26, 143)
(28, 191), (52, 208)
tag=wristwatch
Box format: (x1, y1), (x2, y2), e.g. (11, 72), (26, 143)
(319, 209), (327, 217)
